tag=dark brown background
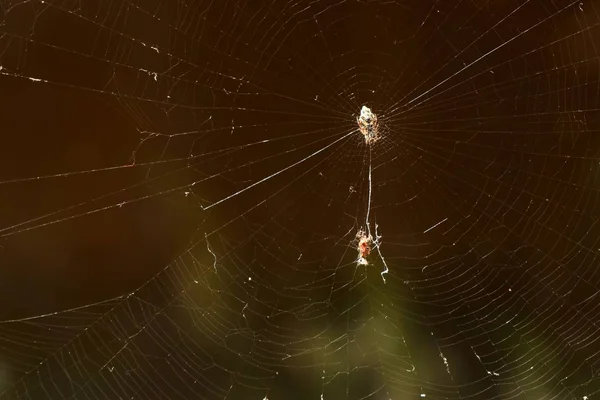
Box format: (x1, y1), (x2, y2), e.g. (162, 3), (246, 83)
(1, 0), (600, 399)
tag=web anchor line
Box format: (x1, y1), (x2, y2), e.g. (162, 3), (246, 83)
(202, 131), (353, 211)
(355, 106), (387, 283)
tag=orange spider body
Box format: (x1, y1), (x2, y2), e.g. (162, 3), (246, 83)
(358, 237), (371, 259)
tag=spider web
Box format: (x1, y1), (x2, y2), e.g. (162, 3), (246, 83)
(1, 0), (600, 398)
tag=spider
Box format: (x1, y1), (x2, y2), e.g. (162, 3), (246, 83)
(356, 229), (373, 265)
(357, 106), (379, 144)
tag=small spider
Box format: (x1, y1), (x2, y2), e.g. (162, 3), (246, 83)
(356, 229), (373, 265)
(355, 225), (389, 282)
(357, 106), (379, 144)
